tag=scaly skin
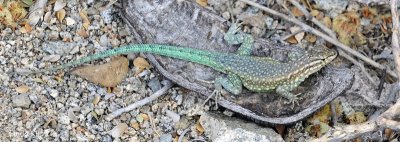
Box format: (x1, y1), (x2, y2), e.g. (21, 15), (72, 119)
(15, 24), (337, 104)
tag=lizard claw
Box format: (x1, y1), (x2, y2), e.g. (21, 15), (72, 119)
(283, 93), (301, 109)
(228, 21), (243, 34)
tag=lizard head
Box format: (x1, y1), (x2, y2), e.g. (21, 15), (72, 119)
(307, 47), (337, 65)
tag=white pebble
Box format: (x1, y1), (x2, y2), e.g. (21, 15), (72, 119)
(110, 123), (128, 138)
(165, 110), (180, 122)
(65, 17), (76, 26)
(50, 89), (59, 98)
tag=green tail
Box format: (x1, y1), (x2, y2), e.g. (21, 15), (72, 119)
(18, 44), (225, 74)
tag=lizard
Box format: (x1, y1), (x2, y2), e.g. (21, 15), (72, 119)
(12, 23), (337, 104)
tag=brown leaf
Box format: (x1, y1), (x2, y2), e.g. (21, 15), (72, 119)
(20, 21), (33, 33)
(196, 0), (207, 7)
(130, 122), (140, 130)
(92, 94), (101, 105)
(362, 6), (377, 20)
(133, 57), (150, 76)
(286, 36), (298, 44)
(290, 26), (304, 43)
(274, 124), (285, 136)
(195, 120), (205, 134)
(305, 34), (317, 43)
(56, 9), (65, 23)
(140, 113), (149, 121)
(79, 10), (90, 29)
(322, 16), (332, 28)
(291, 7), (304, 17)
(71, 56), (129, 87)
(384, 128), (394, 140)
(310, 10), (319, 17)
(76, 28), (89, 38)
(15, 85), (30, 93)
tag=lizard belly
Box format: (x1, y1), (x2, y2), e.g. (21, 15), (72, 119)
(241, 77), (280, 92)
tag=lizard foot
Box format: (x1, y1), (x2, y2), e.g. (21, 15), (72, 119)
(283, 93), (301, 109)
(227, 20), (243, 34)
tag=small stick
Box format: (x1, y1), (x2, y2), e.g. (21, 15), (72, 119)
(391, 0), (400, 78)
(105, 81), (173, 121)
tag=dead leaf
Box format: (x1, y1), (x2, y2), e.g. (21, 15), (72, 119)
(305, 34), (317, 43)
(310, 10), (319, 17)
(76, 126), (86, 132)
(291, 7), (304, 17)
(77, 28), (89, 38)
(196, 0), (207, 7)
(79, 10), (90, 29)
(133, 57), (150, 76)
(71, 56), (129, 87)
(130, 122), (140, 130)
(274, 125), (285, 136)
(286, 36), (298, 44)
(56, 9), (65, 23)
(290, 26), (304, 43)
(362, 6), (377, 20)
(322, 16), (332, 28)
(140, 113), (149, 121)
(92, 94), (101, 105)
(195, 120), (205, 134)
(384, 128), (394, 140)
(15, 85), (30, 93)
(20, 21), (33, 33)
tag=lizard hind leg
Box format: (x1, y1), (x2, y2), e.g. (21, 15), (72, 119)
(202, 73), (243, 108)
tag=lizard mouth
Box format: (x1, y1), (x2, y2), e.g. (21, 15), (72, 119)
(324, 54), (337, 63)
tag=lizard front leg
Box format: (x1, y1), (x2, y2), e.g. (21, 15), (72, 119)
(276, 85), (300, 107)
(224, 22), (254, 56)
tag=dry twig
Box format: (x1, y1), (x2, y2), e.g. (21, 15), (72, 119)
(391, 0), (400, 77)
(105, 81), (173, 121)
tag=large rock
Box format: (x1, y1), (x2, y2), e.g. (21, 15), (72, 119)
(199, 112), (284, 142)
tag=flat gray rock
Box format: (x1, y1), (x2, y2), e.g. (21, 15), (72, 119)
(200, 112), (284, 142)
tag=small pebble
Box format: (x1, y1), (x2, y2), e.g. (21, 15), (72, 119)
(159, 134), (173, 142)
(58, 113), (71, 125)
(12, 94), (31, 108)
(148, 77), (161, 92)
(110, 123), (128, 138)
(20, 58), (29, 65)
(50, 90), (59, 98)
(165, 110), (180, 122)
(65, 17), (76, 26)
(42, 55), (61, 62)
